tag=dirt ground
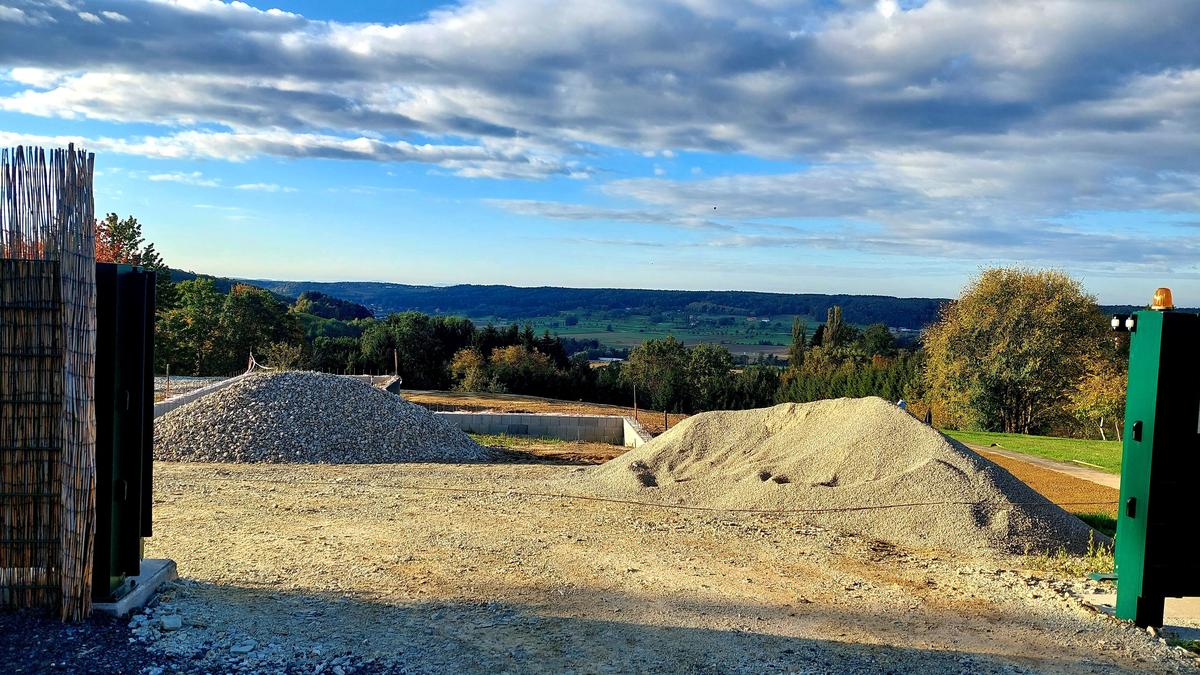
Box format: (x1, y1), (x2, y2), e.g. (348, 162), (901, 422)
(979, 450), (1120, 518)
(138, 457), (1197, 674)
(403, 389), (688, 435)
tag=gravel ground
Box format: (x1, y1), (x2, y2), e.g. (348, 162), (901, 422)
(118, 459), (1200, 674)
(154, 371), (487, 464)
(0, 608), (158, 673)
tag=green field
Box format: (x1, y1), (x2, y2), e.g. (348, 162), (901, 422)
(944, 430), (1122, 474)
(468, 311), (800, 356)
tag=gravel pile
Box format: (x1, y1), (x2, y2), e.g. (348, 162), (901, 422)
(580, 396), (1104, 555)
(154, 371), (488, 463)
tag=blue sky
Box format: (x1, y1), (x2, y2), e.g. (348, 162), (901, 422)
(2, 1), (1199, 303)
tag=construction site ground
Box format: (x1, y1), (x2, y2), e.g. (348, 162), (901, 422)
(402, 389), (687, 434)
(134, 450), (1198, 674)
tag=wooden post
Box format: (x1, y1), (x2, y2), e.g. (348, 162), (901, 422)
(633, 382), (638, 423)
(393, 349), (399, 377)
(165, 363), (170, 398)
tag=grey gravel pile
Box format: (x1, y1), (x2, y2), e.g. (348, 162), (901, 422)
(154, 371), (488, 463)
(581, 396), (1105, 555)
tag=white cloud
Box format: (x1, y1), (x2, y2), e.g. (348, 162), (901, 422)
(77, 11), (100, 24)
(100, 10), (128, 22)
(146, 170), (219, 187)
(235, 182), (296, 193)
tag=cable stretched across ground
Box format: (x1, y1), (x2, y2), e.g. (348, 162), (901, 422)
(181, 473), (1118, 516)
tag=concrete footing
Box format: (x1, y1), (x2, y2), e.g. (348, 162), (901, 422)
(93, 559), (178, 618)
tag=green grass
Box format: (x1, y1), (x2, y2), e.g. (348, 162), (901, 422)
(1076, 513), (1117, 538)
(944, 430), (1122, 474)
(467, 312), (797, 355)
(1026, 532), (1115, 578)
(1168, 639), (1200, 655)
(468, 433), (570, 448)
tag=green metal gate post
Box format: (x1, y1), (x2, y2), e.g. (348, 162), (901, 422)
(1112, 290), (1200, 627)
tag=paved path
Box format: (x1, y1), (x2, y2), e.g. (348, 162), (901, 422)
(963, 443), (1120, 490)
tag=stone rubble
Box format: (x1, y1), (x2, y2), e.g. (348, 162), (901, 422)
(154, 371), (489, 464)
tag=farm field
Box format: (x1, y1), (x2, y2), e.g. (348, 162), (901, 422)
(467, 312), (800, 356)
(945, 431), (1122, 474)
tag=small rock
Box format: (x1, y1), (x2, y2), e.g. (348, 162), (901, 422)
(159, 615), (183, 631)
(231, 641), (256, 654)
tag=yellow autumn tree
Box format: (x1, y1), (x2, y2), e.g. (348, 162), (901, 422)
(923, 268), (1106, 434)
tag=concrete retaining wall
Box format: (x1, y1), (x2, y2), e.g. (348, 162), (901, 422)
(153, 373), (250, 418)
(436, 411), (652, 447)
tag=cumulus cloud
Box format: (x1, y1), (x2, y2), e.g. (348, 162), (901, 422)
(0, 0), (1199, 267)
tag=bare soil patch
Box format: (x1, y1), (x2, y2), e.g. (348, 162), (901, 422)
(135, 460), (1197, 674)
(978, 449), (1119, 518)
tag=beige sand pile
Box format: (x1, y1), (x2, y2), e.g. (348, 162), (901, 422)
(581, 397), (1103, 555)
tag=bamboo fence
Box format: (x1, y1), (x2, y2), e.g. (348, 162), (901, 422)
(0, 145), (97, 621)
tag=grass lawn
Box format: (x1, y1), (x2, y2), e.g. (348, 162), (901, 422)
(944, 430), (1123, 474)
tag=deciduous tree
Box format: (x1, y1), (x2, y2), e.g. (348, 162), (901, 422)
(923, 268), (1106, 434)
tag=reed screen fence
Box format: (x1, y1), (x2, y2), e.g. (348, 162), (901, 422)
(0, 145), (97, 621)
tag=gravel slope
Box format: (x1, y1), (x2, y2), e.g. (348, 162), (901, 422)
(154, 371), (488, 464)
(580, 397), (1104, 555)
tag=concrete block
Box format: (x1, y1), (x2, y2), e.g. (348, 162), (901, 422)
(93, 559), (178, 618)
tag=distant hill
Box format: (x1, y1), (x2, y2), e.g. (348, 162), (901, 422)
(170, 272), (1177, 330)
(238, 280), (949, 328)
(293, 291), (374, 320)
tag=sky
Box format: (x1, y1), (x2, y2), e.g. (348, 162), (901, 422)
(1, 1), (1199, 303)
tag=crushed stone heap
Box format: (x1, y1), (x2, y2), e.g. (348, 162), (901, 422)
(580, 397), (1104, 555)
(155, 371), (488, 464)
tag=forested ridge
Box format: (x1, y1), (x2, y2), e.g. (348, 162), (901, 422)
(176, 273), (948, 328)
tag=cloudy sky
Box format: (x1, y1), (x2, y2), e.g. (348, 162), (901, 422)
(1, 0), (1198, 302)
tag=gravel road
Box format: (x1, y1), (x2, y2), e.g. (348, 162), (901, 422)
(110, 459), (1200, 674)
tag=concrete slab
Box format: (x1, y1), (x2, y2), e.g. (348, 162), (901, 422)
(93, 559), (178, 618)
(1080, 592), (1200, 639)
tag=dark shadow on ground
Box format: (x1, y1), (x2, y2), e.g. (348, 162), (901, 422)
(128, 579), (1139, 674)
(0, 607), (157, 674)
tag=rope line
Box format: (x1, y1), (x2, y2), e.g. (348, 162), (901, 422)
(173, 473), (1119, 515)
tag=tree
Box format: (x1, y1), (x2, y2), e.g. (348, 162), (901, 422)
(1070, 349), (1127, 440)
(787, 317), (807, 368)
(155, 278), (225, 374)
(260, 341), (304, 370)
(623, 336), (689, 428)
(824, 305), (845, 350)
(450, 347), (491, 392)
(488, 345), (558, 394)
(95, 213), (176, 309)
(310, 336), (364, 373)
(686, 343), (734, 412)
(810, 324), (825, 348)
(220, 284), (303, 372)
(923, 268), (1106, 434)
(861, 323), (896, 357)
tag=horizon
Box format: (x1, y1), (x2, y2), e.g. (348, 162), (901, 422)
(3, 1), (1199, 305)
